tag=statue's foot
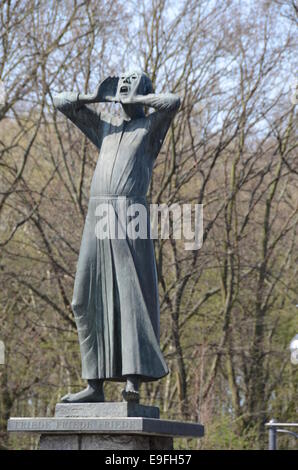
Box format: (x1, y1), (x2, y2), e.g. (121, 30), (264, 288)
(61, 380), (104, 403)
(122, 376), (140, 403)
(122, 389), (140, 402)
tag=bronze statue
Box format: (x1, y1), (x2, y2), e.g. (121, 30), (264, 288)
(53, 72), (180, 402)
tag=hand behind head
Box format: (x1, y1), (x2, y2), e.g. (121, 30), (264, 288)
(95, 76), (119, 102)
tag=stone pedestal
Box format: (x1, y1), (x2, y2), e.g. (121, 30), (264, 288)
(7, 403), (204, 450)
(55, 402), (160, 419)
(39, 434), (173, 450)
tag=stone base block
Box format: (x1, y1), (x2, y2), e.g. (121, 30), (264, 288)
(39, 434), (173, 450)
(55, 402), (159, 418)
(8, 403), (204, 450)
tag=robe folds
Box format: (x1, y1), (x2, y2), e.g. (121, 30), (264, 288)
(57, 94), (177, 381)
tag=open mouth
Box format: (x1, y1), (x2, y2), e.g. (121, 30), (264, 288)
(120, 85), (129, 94)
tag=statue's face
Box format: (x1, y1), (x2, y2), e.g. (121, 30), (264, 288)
(117, 72), (141, 99)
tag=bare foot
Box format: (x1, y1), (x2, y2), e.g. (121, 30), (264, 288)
(122, 376), (140, 402)
(61, 379), (104, 403)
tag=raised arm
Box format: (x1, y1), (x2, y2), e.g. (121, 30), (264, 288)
(53, 77), (119, 149)
(132, 93), (180, 114)
(53, 91), (103, 148)
(113, 91), (180, 159)
(136, 93), (181, 154)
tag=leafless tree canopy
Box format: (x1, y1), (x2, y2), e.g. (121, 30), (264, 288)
(0, 0), (297, 449)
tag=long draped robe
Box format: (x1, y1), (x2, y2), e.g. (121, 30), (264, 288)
(56, 94), (178, 381)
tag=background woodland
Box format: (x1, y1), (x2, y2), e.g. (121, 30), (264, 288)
(0, 0), (297, 449)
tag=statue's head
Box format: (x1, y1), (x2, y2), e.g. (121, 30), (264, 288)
(117, 71), (153, 100)
(116, 71), (153, 120)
